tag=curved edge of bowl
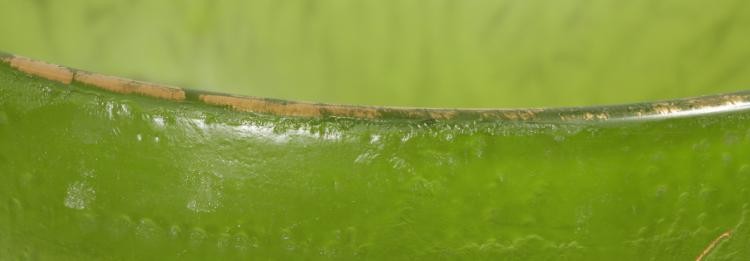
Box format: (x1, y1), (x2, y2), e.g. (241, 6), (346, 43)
(2, 51), (749, 122)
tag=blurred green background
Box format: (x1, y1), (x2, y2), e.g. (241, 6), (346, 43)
(1, 0), (749, 108)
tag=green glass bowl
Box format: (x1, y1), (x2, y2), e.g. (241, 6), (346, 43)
(1, 53), (749, 260)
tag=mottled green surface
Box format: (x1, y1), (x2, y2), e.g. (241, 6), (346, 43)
(2, 1), (750, 260)
(1, 0), (750, 107)
(2, 61), (750, 260)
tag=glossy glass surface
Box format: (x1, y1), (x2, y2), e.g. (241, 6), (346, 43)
(2, 62), (750, 260)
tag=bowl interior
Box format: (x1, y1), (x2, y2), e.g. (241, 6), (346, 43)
(1, 0), (748, 108)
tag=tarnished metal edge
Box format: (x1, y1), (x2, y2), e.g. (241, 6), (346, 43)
(2, 52), (749, 122)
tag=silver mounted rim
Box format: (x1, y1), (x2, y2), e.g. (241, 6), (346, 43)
(2, 51), (749, 122)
